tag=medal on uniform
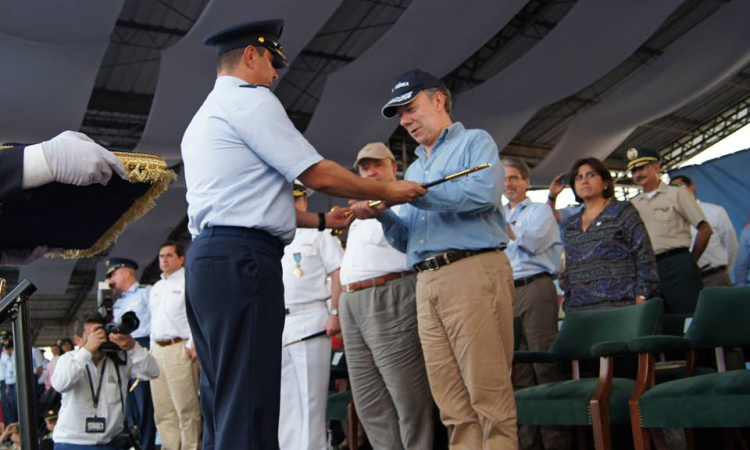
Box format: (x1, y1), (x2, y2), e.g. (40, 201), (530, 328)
(293, 252), (303, 277)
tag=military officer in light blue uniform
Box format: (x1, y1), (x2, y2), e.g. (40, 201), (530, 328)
(182, 19), (426, 450)
(106, 257), (156, 450)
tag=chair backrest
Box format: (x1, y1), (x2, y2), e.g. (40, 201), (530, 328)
(661, 313), (692, 336)
(685, 287), (750, 348)
(549, 298), (664, 360)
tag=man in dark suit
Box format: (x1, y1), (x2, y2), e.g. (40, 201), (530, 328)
(0, 131), (126, 265)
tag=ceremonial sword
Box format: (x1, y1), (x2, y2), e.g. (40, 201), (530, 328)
(367, 163), (492, 208)
(282, 330), (328, 348)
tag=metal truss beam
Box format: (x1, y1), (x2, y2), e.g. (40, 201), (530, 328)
(660, 93), (750, 170)
(115, 20), (187, 37)
(299, 50), (355, 63)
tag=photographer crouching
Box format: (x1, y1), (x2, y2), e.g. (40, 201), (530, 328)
(51, 313), (159, 450)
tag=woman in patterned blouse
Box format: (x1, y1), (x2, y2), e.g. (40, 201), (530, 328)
(562, 157), (659, 312)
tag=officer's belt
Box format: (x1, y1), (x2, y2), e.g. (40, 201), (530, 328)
(343, 271), (413, 293)
(655, 247), (689, 262)
(285, 300), (327, 315)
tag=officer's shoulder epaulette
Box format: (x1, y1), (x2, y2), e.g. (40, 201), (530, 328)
(239, 84), (269, 90)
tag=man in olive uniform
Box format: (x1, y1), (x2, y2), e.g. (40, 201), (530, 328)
(628, 148), (712, 313)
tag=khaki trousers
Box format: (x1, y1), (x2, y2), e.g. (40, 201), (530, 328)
(150, 340), (201, 450)
(511, 276), (569, 450)
(416, 250), (518, 450)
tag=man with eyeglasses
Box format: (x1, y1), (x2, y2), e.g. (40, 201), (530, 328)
(503, 158), (568, 450)
(628, 148), (712, 313)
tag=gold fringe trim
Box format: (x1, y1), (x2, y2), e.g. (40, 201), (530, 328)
(0, 278), (5, 297)
(49, 152), (177, 259)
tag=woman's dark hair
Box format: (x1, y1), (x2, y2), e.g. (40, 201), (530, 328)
(57, 337), (75, 353)
(567, 157), (615, 203)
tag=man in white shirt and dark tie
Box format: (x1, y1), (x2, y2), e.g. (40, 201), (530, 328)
(148, 242), (201, 450)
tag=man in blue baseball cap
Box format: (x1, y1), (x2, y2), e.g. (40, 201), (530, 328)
(183, 19), (426, 450)
(352, 68), (518, 449)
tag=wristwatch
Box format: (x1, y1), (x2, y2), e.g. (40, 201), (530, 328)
(330, 308), (339, 317)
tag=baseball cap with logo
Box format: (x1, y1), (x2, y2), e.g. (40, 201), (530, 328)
(353, 143), (396, 169)
(381, 69), (442, 118)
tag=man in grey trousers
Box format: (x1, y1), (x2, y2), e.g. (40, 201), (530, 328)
(338, 143), (434, 449)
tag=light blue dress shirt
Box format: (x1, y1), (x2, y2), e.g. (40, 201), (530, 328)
(113, 282), (152, 339)
(735, 225), (750, 286)
(3, 350), (40, 385)
(504, 198), (563, 279)
(182, 76), (324, 244)
(378, 122), (509, 268)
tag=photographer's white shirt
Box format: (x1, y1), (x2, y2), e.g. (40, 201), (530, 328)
(51, 344), (159, 445)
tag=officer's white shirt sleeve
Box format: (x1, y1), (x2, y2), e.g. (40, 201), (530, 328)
(230, 92), (323, 182)
(318, 233), (344, 275)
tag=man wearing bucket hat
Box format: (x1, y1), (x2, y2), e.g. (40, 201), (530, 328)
(351, 69), (518, 449)
(183, 19), (426, 450)
(628, 148), (712, 313)
(339, 143), (434, 450)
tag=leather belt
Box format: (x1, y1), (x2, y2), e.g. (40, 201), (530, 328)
(413, 248), (504, 273)
(514, 272), (551, 288)
(343, 271), (413, 293)
(655, 247), (689, 262)
(701, 265), (727, 277)
(155, 337), (184, 347)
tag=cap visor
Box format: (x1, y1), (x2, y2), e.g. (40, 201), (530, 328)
(381, 94), (417, 118)
(627, 158), (657, 172)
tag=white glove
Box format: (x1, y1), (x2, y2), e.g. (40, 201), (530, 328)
(40, 131), (128, 186)
(0, 247), (62, 266)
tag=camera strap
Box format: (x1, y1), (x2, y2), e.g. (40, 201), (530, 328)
(113, 363), (130, 428)
(85, 361), (107, 412)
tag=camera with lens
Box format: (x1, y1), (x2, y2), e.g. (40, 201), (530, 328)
(99, 311), (140, 354)
(97, 282), (140, 353)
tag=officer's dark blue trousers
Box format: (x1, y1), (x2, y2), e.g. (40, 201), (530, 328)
(126, 337), (156, 450)
(185, 227), (285, 450)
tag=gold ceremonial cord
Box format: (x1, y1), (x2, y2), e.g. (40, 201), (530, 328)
(50, 152), (177, 259)
(0, 279), (5, 298)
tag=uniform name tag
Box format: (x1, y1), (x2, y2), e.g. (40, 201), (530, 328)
(86, 417), (106, 433)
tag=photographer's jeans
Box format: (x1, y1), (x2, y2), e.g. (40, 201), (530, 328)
(185, 227), (285, 450)
(54, 443), (118, 450)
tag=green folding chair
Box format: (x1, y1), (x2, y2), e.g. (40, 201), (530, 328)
(628, 287), (750, 450)
(513, 298), (664, 450)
